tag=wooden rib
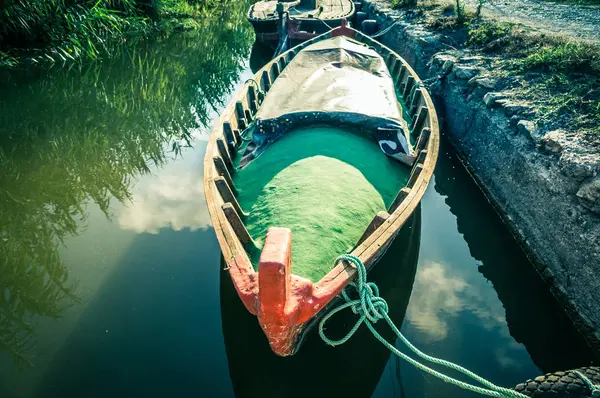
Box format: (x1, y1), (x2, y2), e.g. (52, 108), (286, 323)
(233, 129), (242, 144)
(407, 164), (424, 188)
(235, 101), (247, 130)
(245, 109), (253, 123)
(416, 149), (428, 164)
(222, 203), (253, 246)
(416, 128), (431, 152)
(410, 87), (423, 113)
(412, 106), (428, 134)
(261, 70), (271, 91)
(278, 57), (286, 72)
(396, 64), (407, 86)
(223, 122), (236, 153)
(387, 186), (411, 213)
(357, 211), (390, 245)
(403, 76), (415, 100)
(247, 86), (258, 114)
(217, 138), (233, 171)
(213, 156), (236, 194)
(215, 176), (246, 217)
(272, 62), (280, 80)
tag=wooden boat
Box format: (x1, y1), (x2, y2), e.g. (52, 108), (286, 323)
(248, 0), (356, 46)
(203, 21), (439, 356)
(221, 212), (421, 398)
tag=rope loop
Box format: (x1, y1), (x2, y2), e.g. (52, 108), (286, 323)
(319, 254), (529, 398)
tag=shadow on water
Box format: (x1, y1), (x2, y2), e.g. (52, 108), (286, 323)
(433, 136), (594, 372)
(220, 210), (421, 398)
(249, 40), (274, 73)
(0, 0), (253, 369)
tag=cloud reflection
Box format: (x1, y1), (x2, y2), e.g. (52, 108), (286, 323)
(405, 262), (507, 344)
(119, 169), (211, 234)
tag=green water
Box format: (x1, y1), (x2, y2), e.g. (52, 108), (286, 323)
(235, 127), (410, 281)
(0, 3), (594, 398)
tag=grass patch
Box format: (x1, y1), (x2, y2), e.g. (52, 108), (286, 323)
(460, 19), (600, 135)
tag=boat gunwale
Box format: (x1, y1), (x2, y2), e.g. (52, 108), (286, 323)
(203, 25), (439, 341)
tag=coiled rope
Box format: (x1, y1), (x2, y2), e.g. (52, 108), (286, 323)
(575, 371), (600, 398)
(319, 254), (529, 398)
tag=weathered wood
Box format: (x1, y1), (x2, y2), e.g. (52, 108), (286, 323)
(233, 128), (242, 144)
(416, 149), (428, 164)
(217, 138), (233, 171)
(410, 87), (423, 113)
(416, 128), (431, 152)
(403, 76), (415, 100)
(223, 122), (236, 153)
(261, 70), (271, 91)
(247, 86), (258, 115)
(222, 203), (253, 246)
(388, 187), (411, 213)
(412, 106), (428, 135)
(245, 109), (253, 123)
(235, 101), (247, 130)
(407, 164), (424, 188)
(357, 211), (390, 245)
(278, 57), (286, 72)
(215, 176), (246, 217)
(213, 156), (236, 194)
(271, 62), (281, 80)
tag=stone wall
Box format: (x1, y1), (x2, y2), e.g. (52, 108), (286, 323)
(360, 0), (600, 356)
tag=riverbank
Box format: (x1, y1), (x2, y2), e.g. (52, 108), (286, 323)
(0, 0), (222, 70)
(360, 0), (600, 356)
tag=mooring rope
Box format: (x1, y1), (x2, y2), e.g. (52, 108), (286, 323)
(370, 18), (403, 38)
(574, 371), (600, 398)
(319, 254), (529, 398)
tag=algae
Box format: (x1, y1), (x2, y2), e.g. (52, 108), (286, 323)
(233, 126), (411, 282)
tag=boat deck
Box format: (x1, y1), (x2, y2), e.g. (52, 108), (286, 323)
(249, 0), (354, 22)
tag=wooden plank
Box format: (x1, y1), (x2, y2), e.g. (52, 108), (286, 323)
(222, 203), (253, 246)
(213, 156), (236, 194)
(403, 76), (415, 100)
(215, 176), (246, 217)
(217, 138), (233, 171)
(412, 106), (428, 135)
(388, 187), (411, 213)
(357, 211), (390, 246)
(410, 87), (423, 113)
(407, 164), (424, 188)
(247, 86), (258, 115)
(223, 122), (236, 152)
(261, 70), (271, 91)
(235, 101), (247, 130)
(416, 128), (431, 152)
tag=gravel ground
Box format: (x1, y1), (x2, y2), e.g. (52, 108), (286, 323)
(462, 0), (600, 43)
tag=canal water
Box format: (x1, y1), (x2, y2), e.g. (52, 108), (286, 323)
(0, 2), (594, 397)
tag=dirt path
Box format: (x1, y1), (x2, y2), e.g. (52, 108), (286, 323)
(462, 0), (600, 43)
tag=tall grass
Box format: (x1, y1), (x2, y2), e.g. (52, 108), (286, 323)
(0, 0), (221, 68)
(0, 0), (253, 367)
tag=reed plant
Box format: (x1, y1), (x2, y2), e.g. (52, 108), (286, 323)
(0, 0), (253, 367)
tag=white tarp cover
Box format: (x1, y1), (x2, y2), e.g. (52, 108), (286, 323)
(239, 36), (414, 168)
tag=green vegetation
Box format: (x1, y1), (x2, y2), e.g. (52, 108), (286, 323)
(0, 0), (253, 367)
(0, 0), (228, 69)
(234, 127), (410, 282)
(464, 20), (600, 135)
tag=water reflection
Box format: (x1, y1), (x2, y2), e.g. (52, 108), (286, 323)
(0, 0), (253, 369)
(221, 212), (421, 398)
(433, 138), (593, 373)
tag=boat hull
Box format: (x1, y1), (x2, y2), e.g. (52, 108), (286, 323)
(203, 24), (439, 356)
